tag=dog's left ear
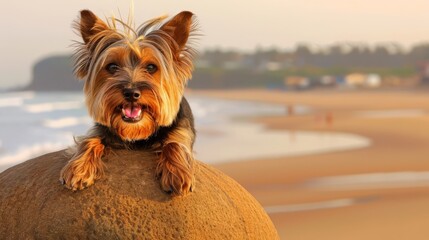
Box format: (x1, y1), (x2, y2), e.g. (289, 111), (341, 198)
(160, 11), (194, 50)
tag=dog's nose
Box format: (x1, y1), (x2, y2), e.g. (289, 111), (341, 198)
(123, 88), (141, 101)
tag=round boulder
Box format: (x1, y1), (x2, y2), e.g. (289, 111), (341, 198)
(0, 149), (279, 239)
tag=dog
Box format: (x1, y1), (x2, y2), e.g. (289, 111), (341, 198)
(60, 9), (198, 196)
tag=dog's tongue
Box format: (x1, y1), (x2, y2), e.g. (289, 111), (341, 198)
(124, 105), (141, 118)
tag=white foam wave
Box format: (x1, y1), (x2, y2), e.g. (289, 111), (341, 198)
(265, 198), (357, 213)
(0, 142), (71, 166)
(356, 109), (427, 118)
(24, 101), (83, 113)
(304, 171), (429, 190)
(195, 123), (371, 163)
(43, 117), (92, 129)
(14, 91), (35, 99)
(0, 97), (24, 107)
(0, 91), (35, 98)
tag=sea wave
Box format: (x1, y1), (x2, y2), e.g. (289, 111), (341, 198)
(0, 91), (35, 98)
(265, 198), (358, 213)
(0, 141), (71, 166)
(356, 109), (427, 118)
(43, 117), (92, 129)
(0, 97), (24, 107)
(23, 101), (84, 113)
(0, 91), (35, 108)
(195, 123), (371, 163)
(1, 94), (371, 172)
(303, 171), (429, 190)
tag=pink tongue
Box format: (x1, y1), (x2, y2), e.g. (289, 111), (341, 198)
(124, 106), (141, 118)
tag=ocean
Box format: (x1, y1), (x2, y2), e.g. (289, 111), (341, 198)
(0, 91), (370, 172)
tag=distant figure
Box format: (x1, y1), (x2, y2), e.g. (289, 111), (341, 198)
(287, 105), (294, 116)
(286, 105), (296, 142)
(325, 112), (333, 127)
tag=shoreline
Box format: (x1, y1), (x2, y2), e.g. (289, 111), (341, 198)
(189, 89), (429, 240)
(0, 92), (371, 172)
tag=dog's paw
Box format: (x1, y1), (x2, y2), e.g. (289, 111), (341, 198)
(157, 143), (195, 196)
(156, 162), (194, 196)
(60, 160), (100, 191)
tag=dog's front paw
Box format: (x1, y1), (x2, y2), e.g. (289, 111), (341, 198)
(60, 160), (103, 191)
(157, 143), (195, 196)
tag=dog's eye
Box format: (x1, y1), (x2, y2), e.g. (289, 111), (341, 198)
(106, 63), (120, 74)
(146, 64), (158, 74)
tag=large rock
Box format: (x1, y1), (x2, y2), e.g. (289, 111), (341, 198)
(0, 149), (278, 239)
(24, 55), (83, 91)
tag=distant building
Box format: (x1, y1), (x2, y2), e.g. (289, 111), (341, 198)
(284, 76), (310, 90)
(382, 76), (402, 86)
(344, 73), (381, 88)
(344, 73), (367, 87)
(366, 74), (381, 88)
(382, 75), (419, 87)
(336, 76), (346, 86)
(418, 61), (429, 85)
(319, 75), (336, 87)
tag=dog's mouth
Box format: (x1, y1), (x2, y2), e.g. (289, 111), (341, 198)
(120, 103), (145, 123)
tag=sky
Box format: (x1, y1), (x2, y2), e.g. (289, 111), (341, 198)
(1, 0), (429, 89)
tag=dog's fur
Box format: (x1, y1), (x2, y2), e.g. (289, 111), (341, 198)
(60, 10), (198, 196)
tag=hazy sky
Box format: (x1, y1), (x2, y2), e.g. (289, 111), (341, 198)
(1, 0), (429, 89)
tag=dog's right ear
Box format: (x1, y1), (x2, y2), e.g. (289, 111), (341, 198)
(79, 10), (109, 44)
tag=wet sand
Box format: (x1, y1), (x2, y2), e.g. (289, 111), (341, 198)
(191, 89), (429, 240)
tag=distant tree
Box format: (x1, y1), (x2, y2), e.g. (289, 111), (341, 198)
(294, 44), (313, 66)
(409, 43), (429, 61)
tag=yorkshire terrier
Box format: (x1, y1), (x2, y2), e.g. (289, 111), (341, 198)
(60, 10), (198, 196)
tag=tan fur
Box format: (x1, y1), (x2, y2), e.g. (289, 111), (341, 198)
(61, 138), (105, 190)
(157, 119), (195, 195)
(60, 10), (198, 195)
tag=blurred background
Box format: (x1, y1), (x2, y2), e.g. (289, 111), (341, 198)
(1, 1), (429, 239)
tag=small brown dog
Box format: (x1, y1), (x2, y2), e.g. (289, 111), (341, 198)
(60, 10), (198, 196)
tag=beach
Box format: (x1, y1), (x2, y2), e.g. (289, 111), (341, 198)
(1, 89), (429, 239)
(192, 89), (429, 240)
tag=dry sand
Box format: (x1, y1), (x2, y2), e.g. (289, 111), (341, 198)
(191, 89), (429, 240)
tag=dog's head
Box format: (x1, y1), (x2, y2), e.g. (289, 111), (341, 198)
(73, 10), (197, 141)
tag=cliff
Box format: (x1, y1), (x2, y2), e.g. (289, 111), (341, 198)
(23, 55), (83, 91)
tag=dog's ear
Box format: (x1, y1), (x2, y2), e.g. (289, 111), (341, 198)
(160, 11), (194, 50)
(79, 10), (109, 44)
